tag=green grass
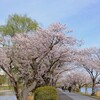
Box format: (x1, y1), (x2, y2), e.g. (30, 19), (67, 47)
(78, 92), (100, 100)
(0, 85), (14, 90)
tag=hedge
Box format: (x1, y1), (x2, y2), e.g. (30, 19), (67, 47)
(34, 86), (58, 100)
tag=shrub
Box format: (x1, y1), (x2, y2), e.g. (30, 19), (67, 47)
(34, 86), (58, 100)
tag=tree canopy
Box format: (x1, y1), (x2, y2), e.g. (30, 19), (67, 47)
(0, 23), (78, 100)
(0, 14), (38, 36)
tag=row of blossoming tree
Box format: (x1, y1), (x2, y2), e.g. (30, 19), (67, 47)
(0, 23), (100, 100)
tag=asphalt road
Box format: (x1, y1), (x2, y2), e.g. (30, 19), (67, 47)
(58, 89), (97, 100)
(58, 90), (73, 100)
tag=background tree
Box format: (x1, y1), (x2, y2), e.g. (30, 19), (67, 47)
(78, 48), (100, 96)
(0, 75), (6, 85)
(65, 71), (91, 92)
(0, 14), (38, 36)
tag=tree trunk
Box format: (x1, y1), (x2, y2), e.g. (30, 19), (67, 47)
(14, 86), (21, 100)
(85, 85), (88, 94)
(79, 86), (81, 92)
(91, 79), (95, 96)
(21, 87), (28, 100)
(52, 79), (57, 86)
(9, 78), (21, 100)
(21, 81), (37, 100)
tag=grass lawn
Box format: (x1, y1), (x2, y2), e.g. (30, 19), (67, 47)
(28, 95), (34, 100)
(79, 92), (100, 100)
(0, 85), (13, 90)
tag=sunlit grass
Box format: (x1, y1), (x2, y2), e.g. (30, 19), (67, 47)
(78, 92), (100, 100)
(28, 95), (34, 100)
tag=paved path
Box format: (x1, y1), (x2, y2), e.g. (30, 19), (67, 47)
(58, 89), (97, 100)
(58, 90), (73, 100)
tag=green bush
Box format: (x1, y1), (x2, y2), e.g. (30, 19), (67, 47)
(34, 86), (58, 100)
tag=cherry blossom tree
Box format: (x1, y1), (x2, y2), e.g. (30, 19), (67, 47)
(0, 23), (78, 100)
(62, 71), (91, 92)
(52, 63), (79, 86)
(77, 48), (100, 95)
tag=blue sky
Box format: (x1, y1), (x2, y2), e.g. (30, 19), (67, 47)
(0, 0), (100, 48)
